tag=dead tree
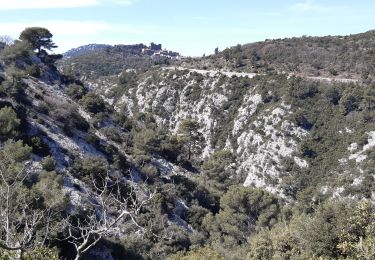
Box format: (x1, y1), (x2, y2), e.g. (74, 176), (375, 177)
(0, 35), (14, 45)
(0, 152), (53, 259)
(64, 174), (154, 260)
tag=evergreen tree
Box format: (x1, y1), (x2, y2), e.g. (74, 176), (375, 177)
(177, 119), (204, 160)
(200, 150), (236, 197)
(19, 27), (57, 56)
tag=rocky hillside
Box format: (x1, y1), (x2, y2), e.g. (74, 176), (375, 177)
(181, 30), (375, 84)
(59, 43), (180, 80)
(0, 28), (374, 260)
(92, 66), (375, 201)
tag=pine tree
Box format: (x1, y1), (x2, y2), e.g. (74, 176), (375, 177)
(177, 119), (204, 160)
(19, 27), (57, 56)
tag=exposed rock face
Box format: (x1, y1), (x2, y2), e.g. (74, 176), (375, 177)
(92, 69), (310, 196)
(236, 104), (307, 195)
(15, 62), (374, 201)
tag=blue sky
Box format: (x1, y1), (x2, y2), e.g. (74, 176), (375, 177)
(0, 0), (374, 56)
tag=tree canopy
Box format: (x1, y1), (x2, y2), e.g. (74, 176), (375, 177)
(19, 27), (57, 55)
(177, 119), (204, 160)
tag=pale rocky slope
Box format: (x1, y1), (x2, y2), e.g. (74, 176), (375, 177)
(90, 67), (374, 199)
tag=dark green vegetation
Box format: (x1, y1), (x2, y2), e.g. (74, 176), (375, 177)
(59, 44), (172, 80)
(184, 30), (375, 84)
(63, 44), (112, 59)
(0, 28), (374, 259)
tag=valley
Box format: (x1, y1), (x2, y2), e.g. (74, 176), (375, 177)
(0, 27), (374, 259)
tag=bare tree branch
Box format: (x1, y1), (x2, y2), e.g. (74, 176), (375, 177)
(63, 171), (155, 260)
(0, 35), (14, 45)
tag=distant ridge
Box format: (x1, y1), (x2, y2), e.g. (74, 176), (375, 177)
(63, 44), (112, 59)
(59, 43), (181, 79)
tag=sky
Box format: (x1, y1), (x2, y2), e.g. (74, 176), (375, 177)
(0, 0), (374, 56)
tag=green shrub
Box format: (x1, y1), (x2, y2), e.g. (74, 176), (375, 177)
(92, 112), (105, 128)
(42, 155), (56, 171)
(324, 86), (341, 105)
(0, 106), (20, 140)
(186, 205), (210, 230)
(50, 104), (89, 134)
(200, 150), (236, 197)
(25, 247), (59, 260)
(85, 132), (101, 147)
(36, 101), (50, 114)
(0, 40), (32, 64)
(340, 92), (361, 115)
(289, 78), (318, 100)
(26, 64), (41, 78)
(133, 128), (161, 155)
(64, 84), (87, 100)
(169, 246), (224, 260)
(202, 186), (280, 250)
(71, 156), (109, 183)
(102, 127), (123, 143)
(0, 79), (26, 98)
(24, 136), (49, 156)
(115, 111), (133, 131)
(292, 110), (313, 130)
(118, 71), (138, 91)
(79, 92), (106, 114)
(140, 165), (160, 180)
(0, 140), (32, 180)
